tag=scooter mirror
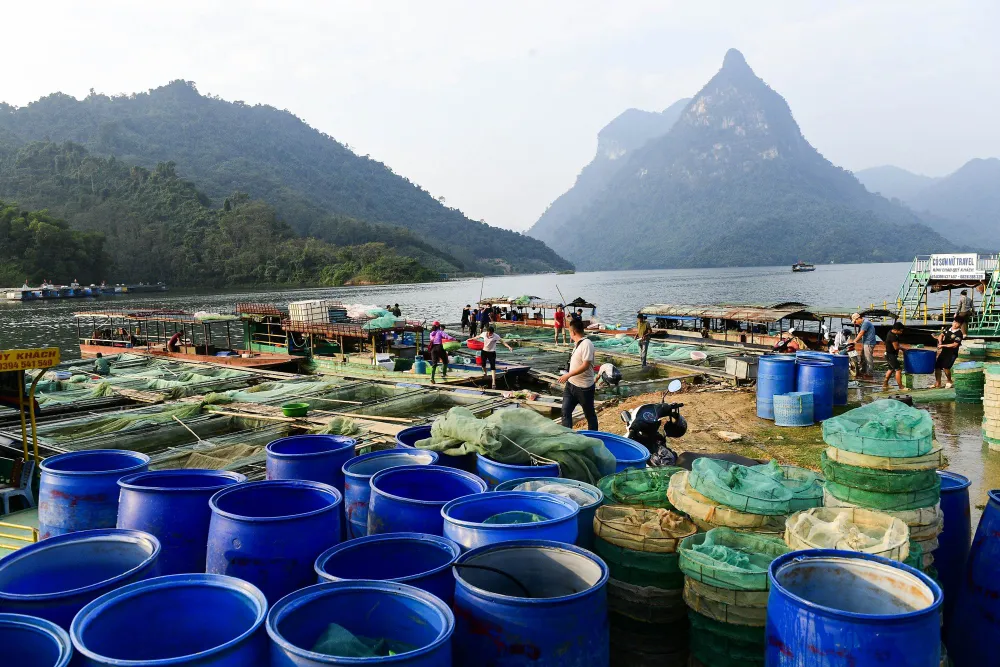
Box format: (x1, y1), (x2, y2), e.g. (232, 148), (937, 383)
(620, 410), (630, 424)
(667, 379), (683, 393)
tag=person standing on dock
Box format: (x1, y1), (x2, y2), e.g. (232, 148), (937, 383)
(469, 308), (479, 338)
(851, 313), (876, 379)
(955, 290), (973, 335)
(882, 321), (906, 392)
(635, 314), (652, 366)
(461, 305), (471, 333)
(554, 305), (568, 345)
(428, 322), (454, 384)
(558, 320), (598, 430)
(479, 325), (514, 389)
(933, 320), (964, 389)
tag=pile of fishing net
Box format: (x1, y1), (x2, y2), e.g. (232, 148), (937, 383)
(592, 505), (696, 666)
(415, 407), (616, 484)
(592, 337), (728, 363)
(39, 402), (213, 443)
(361, 308), (399, 331)
(784, 507), (909, 561)
(821, 400), (942, 571)
(510, 480), (598, 507)
(679, 528), (789, 667)
(598, 467), (684, 509)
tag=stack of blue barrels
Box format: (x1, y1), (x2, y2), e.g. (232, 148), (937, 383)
(756, 352), (847, 425)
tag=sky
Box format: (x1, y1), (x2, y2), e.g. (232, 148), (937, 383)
(5, 1), (998, 231)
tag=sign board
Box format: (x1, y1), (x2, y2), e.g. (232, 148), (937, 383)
(929, 253), (984, 281)
(0, 348), (61, 372)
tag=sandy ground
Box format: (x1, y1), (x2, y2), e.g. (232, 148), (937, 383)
(583, 384), (827, 469)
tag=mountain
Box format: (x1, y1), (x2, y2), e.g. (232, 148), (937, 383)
(527, 49), (954, 270)
(0, 81), (571, 275)
(530, 99), (689, 241)
(854, 165), (939, 202)
(906, 158), (1000, 241)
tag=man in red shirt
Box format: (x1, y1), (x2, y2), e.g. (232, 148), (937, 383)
(553, 305), (567, 345)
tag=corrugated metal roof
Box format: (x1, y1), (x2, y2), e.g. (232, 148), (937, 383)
(637, 304), (819, 323)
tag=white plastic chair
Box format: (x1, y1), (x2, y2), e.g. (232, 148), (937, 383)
(0, 458), (35, 514)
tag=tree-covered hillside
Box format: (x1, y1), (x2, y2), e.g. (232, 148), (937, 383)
(0, 141), (439, 287)
(0, 201), (108, 286)
(0, 82), (572, 274)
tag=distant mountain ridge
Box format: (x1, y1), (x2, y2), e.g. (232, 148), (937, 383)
(853, 166), (939, 202)
(528, 49), (954, 269)
(0, 81), (571, 275)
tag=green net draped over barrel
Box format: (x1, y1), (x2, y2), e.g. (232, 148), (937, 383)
(597, 467), (683, 509)
(820, 451), (939, 493)
(678, 528), (790, 591)
(688, 459), (792, 516)
(821, 400), (934, 457)
(752, 461), (824, 511)
(824, 479), (940, 511)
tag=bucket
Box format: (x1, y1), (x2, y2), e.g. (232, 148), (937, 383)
(0, 613), (73, 667)
(70, 574), (267, 666)
(453, 540), (610, 666)
(798, 351), (849, 405)
(39, 450), (151, 539)
(767, 550), (941, 666)
(315, 533), (461, 605)
(117, 470), (247, 575)
(756, 355), (797, 420)
(475, 455), (559, 490)
(903, 349), (937, 375)
(395, 425), (477, 472)
(936, 470), (971, 633)
(266, 435), (357, 494)
(266, 580), (454, 666)
(773, 391), (814, 427)
(493, 477), (603, 549)
(343, 450), (440, 539)
(577, 431), (650, 472)
(0, 528), (160, 629)
(368, 465), (487, 536)
(796, 359), (834, 421)
(442, 491), (580, 550)
(207, 480), (343, 605)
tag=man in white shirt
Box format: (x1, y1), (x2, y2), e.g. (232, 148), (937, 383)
(558, 320), (598, 429)
(479, 325), (514, 389)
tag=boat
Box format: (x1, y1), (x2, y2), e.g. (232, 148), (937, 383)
(792, 261), (816, 272)
(477, 296), (598, 329)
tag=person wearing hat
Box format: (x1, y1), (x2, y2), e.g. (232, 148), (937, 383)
(955, 290), (973, 335)
(634, 314), (652, 366)
(851, 312), (877, 379)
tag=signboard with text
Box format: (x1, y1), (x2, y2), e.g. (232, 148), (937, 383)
(929, 253), (984, 281)
(0, 348), (61, 372)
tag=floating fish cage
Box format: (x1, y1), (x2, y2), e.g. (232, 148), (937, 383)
(338, 389), (513, 421)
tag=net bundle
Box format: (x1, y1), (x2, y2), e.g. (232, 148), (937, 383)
(667, 472), (786, 534)
(784, 507), (910, 561)
(597, 467), (682, 509)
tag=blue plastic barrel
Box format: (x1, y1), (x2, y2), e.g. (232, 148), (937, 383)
(0, 613), (73, 667)
(767, 550), (941, 666)
(577, 431), (650, 472)
(443, 491), (579, 550)
(453, 540), (609, 666)
(207, 480), (343, 605)
(315, 533), (461, 605)
(756, 355), (797, 419)
(797, 351), (849, 405)
(0, 529), (160, 629)
(70, 574), (267, 666)
(266, 435), (357, 494)
(475, 455), (559, 490)
(117, 470), (247, 575)
(396, 425), (477, 472)
(342, 450), (439, 539)
(904, 349), (937, 374)
(493, 477), (603, 549)
(945, 488), (1000, 666)
(936, 470), (971, 633)
(796, 359), (834, 421)
(267, 580), (454, 666)
(368, 465), (487, 536)
(773, 392), (814, 427)
(39, 450), (150, 539)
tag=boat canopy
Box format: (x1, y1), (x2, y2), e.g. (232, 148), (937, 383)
(638, 303), (817, 323)
(479, 296), (596, 310)
(74, 310), (238, 323)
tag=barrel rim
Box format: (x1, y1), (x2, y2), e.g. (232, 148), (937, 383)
(69, 573), (267, 666)
(315, 532), (461, 584)
(938, 470), (971, 492)
(577, 430), (651, 464)
(342, 448), (439, 481)
(209, 479), (343, 523)
(796, 359), (834, 367)
(118, 469), (247, 493)
(0, 529), (161, 603)
(265, 434), (357, 459)
(0, 612), (73, 667)
(760, 355), (797, 363)
(492, 476), (604, 509)
(370, 464), (488, 506)
(266, 579), (455, 663)
(454, 539), (609, 604)
(40, 449), (151, 476)
(474, 453), (560, 473)
(768, 549), (942, 621)
(442, 491), (580, 529)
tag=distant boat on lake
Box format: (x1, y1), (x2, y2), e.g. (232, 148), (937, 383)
(792, 261), (816, 273)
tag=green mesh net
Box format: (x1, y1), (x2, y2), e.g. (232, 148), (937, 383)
(598, 467), (682, 509)
(752, 461), (824, 511)
(954, 362), (985, 403)
(592, 336), (730, 363)
(678, 528), (790, 591)
(688, 459), (792, 516)
(822, 400), (934, 458)
(592, 537), (685, 590)
(689, 611), (765, 645)
(820, 450), (939, 494)
(824, 480), (940, 512)
(689, 619), (765, 667)
(682, 578), (767, 627)
(38, 402), (210, 442)
(784, 507), (910, 561)
(607, 577), (687, 624)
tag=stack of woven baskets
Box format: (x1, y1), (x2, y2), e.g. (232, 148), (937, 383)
(819, 399), (943, 576)
(985, 364), (1000, 452)
(953, 361), (986, 403)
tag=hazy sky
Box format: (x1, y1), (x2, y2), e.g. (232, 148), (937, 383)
(6, 1), (998, 230)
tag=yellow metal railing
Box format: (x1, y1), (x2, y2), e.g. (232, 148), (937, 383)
(0, 521), (37, 552)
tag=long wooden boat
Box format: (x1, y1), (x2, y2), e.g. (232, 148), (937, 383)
(477, 296), (597, 329)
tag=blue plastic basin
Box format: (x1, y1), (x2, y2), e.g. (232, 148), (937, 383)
(368, 465), (487, 536)
(342, 450), (439, 540)
(577, 431), (649, 472)
(442, 491), (580, 550)
(493, 477), (603, 550)
(0, 613), (73, 667)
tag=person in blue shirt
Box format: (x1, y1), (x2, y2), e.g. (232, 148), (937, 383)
(851, 312), (877, 379)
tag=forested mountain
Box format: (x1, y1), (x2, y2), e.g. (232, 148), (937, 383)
(528, 50), (954, 270)
(0, 82), (571, 274)
(854, 166), (939, 203)
(0, 141), (439, 287)
(531, 99), (689, 242)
